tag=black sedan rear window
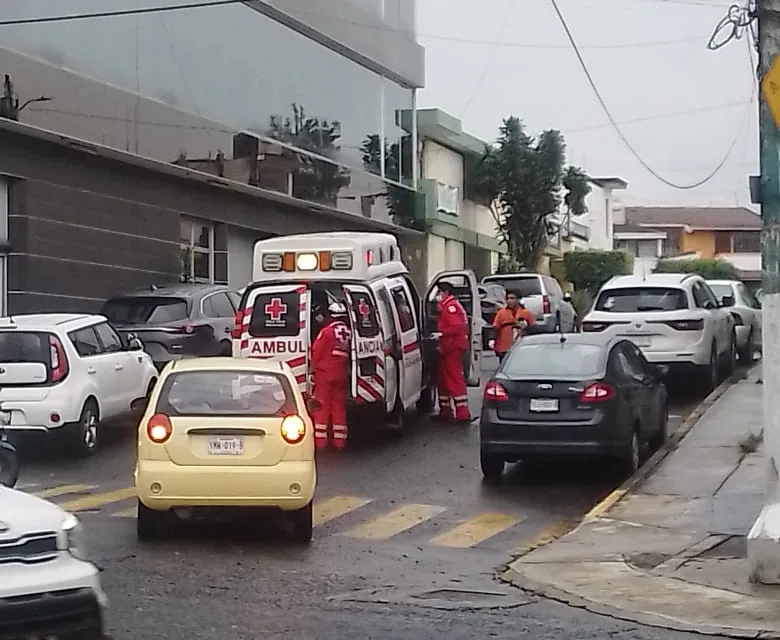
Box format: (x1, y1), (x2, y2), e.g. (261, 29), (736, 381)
(503, 343), (604, 378)
(102, 297), (189, 324)
(594, 287), (688, 312)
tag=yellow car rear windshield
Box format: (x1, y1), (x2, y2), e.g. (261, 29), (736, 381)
(156, 370), (296, 417)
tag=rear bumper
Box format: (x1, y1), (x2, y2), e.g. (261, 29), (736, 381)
(641, 346), (710, 367)
(1, 387), (83, 433)
(480, 416), (624, 458)
(135, 459), (316, 511)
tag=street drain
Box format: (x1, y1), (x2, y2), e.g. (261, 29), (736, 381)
(411, 588), (508, 601)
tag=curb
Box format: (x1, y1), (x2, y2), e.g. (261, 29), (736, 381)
(584, 371), (741, 520)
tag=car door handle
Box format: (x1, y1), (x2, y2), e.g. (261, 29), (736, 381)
(87, 367), (96, 375)
(115, 364), (123, 371)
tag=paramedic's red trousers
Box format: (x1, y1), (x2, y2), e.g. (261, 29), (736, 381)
(312, 377), (348, 449)
(436, 350), (469, 421)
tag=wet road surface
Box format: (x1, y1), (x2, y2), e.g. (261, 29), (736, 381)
(13, 357), (721, 639)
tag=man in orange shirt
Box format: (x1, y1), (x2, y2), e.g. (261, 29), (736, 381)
(492, 290), (536, 363)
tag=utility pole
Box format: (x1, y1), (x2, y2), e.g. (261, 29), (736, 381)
(748, 0), (780, 584)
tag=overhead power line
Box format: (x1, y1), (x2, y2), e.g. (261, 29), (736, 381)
(549, 0), (754, 190)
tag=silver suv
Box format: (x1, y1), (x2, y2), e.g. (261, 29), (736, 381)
(481, 273), (577, 332)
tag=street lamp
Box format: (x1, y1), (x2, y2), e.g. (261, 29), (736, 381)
(17, 96), (52, 114)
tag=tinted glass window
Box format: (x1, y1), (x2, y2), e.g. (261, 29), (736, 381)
(483, 277), (542, 297)
(708, 284), (734, 303)
(503, 343), (605, 378)
(390, 287), (415, 333)
(249, 291), (300, 338)
(692, 282), (713, 308)
(595, 287), (688, 312)
(157, 371), (295, 417)
(94, 323), (123, 353)
(69, 327), (101, 357)
(347, 291), (380, 338)
(0, 331), (50, 363)
(102, 297), (189, 325)
(205, 293), (235, 318)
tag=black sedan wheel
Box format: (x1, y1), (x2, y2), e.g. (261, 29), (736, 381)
(480, 451), (505, 482)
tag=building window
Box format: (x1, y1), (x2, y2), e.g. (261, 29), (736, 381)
(180, 217), (214, 283)
(714, 231), (731, 254)
(733, 231), (761, 253)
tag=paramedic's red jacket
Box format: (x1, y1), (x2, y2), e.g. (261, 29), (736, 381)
(311, 320), (351, 382)
(437, 294), (469, 353)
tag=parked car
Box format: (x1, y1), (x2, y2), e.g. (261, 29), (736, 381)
(581, 273), (736, 390)
(0, 471), (107, 638)
(481, 273), (577, 332)
(0, 314), (158, 455)
(135, 357), (316, 543)
(706, 279), (762, 362)
(480, 333), (668, 481)
(101, 284), (241, 370)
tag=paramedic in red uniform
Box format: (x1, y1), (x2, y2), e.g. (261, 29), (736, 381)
(435, 282), (471, 423)
(310, 301), (351, 450)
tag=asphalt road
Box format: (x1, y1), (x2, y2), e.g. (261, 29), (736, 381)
(14, 355), (719, 640)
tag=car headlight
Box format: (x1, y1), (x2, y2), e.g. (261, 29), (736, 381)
(59, 513), (88, 561)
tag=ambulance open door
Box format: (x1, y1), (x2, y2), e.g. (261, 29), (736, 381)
(235, 283), (311, 392)
(342, 284), (385, 407)
(423, 270), (482, 387)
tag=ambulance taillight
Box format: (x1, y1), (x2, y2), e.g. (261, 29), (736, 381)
(231, 309), (244, 339)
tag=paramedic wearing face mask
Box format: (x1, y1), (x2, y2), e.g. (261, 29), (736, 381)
(310, 301), (352, 450)
(434, 282), (471, 423)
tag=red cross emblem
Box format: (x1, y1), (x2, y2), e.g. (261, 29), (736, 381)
(264, 297), (287, 321)
(357, 299), (370, 319)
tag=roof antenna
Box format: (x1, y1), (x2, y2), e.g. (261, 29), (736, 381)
(556, 309), (566, 344)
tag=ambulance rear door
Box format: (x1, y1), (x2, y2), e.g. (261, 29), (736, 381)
(342, 284), (385, 408)
(424, 270), (482, 387)
(234, 283), (310, 392)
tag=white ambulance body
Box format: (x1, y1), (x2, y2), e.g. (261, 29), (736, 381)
(232, 232), (482, 426)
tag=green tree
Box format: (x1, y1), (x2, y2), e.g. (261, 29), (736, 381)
(653, 258), (738, 279)
(468, 117), (590, 269)
(267, 103), (351, 204)
(564, 250), (633, 296)
(360, 134), (420, 228)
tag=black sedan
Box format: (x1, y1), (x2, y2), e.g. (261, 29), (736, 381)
(479, 333), (669, 481)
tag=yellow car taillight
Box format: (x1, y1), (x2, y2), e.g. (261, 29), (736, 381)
(147, 413), (173, 444)
(280, 415), (306, 444)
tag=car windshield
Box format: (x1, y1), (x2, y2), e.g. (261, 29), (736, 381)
(503, 343), (605, 378)
(708, 284), (734, 302)
(594, 287), (688, 312)
(483, 277), (541, 297)
(0, 332), (49, 364)
(156, 370), (296, 417)
(101, 297), (189, 325)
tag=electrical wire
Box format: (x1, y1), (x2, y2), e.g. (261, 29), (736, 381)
(460, 0), (517, 117)
(0, 2), (715, 50)
(549, 0), (755, 190)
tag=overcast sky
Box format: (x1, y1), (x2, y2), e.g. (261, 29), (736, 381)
(416, 0), (757, 208)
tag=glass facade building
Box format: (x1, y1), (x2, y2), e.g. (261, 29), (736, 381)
(0, 0), (424, 226)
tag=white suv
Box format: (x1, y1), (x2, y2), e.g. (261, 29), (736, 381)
(582, 274), (736, 389)
(0, 314), (158, 455)
(0, 484), (107, 637)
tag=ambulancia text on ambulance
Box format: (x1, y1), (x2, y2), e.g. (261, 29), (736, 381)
(231, 232), (483, 431)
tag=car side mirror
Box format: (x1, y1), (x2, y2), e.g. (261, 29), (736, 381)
(655, 364), (670, 377)
(563, 291), (572, 302)
(721, 295), (735, 307)
(128, 337), (144, 351)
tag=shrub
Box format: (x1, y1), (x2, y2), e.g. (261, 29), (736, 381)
(563, 250), (633, 296)
(652, 258), (738, 280)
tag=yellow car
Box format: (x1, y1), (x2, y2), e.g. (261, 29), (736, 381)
(134, 357), (317, 543)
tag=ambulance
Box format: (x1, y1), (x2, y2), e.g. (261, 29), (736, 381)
(232, 232), (483, 429)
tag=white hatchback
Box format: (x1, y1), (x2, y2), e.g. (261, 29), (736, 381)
(0, 314), (158, 455)
(0, 485), (108, 638)
(582, 274), (736, 390)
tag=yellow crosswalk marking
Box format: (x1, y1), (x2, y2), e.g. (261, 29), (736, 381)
(32, 484), (97, 499)
(314, 496), (371, 526)
(112, 506), (137, 519)
(60, 487), (136, 512)
(346, 503), (446, 540)
(430, 512), (520, 548)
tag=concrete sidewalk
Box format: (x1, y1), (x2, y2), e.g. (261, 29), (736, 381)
(501, 366), (780, 638)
